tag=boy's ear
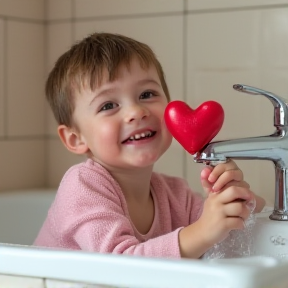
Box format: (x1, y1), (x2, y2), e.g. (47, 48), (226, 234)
(58, 125), (89, 155)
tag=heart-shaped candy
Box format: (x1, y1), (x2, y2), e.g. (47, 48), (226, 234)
(164, 100), (224, 154)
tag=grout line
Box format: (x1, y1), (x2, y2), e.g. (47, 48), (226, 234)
(43, 0), (48, 21)
(1, 3), (288, 25)
(72, 11), (184, 23)
(72, 0), (76, 42)
(0, 15), (44, 24)
(0, 135), (56, 141)
(186, 3), (288, 15)
(3, 17), (7, 138)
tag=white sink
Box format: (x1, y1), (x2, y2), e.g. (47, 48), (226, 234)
(252, 208), (288, 259)
(0, 241), (288, 288)
(0, 197), (288, 288)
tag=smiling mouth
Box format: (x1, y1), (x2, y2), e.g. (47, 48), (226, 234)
(122, 131), (157, 143)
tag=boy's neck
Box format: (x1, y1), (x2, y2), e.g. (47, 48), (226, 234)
(110, 166), (153, 202)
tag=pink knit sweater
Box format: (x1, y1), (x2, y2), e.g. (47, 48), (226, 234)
(34, 159), (203, 258)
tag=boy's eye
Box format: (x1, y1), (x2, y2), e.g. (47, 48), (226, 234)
(99, 102), (118, 111)
(140, 91), (156, 99)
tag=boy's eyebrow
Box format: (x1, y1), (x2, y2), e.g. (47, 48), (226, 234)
(89, 78), (161, 105)
(137, 78), (161, 87)
(89, 87), (117, 105)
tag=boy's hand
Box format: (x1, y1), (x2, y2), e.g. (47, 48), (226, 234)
(178, 160), (266, 259)
(197, 160), (265, 248)
(200, 160), (249, 193)
(200, 160), (265, 212)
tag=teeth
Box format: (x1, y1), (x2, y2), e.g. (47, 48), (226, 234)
(128, 131), (152, 141)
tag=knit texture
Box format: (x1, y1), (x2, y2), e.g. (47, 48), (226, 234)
(34, 159), (203, 258)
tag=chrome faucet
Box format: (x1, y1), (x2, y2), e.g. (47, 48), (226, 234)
(194, 84), (288, 221)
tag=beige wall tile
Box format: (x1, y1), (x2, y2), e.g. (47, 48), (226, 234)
(47, 108), (58, 136)
(74, 0), (183, 18)
(47, 138), (85, 187)
(187, 0), (288, 10)
(185, 11), (276, 203)
(47, 23), (73, 72)
(260, 8), (288, 68)
(0, 275), (44, 288)
(0, 0), (45, 20)
(7, 21), (45, 136)
(187, 11), (260, 70)
(186, 71), (274, 139)
(260, 70), (288, 97)
(0, 19), (4, 137)
(74, 16), (185, 178)
(0, 139), (45, 191)
(186, 11), (273, 138)
(46, 0), (72, 21)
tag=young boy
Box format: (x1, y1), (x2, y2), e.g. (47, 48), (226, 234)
(34, 32), (265, 259)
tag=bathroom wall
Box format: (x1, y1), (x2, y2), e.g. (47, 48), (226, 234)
(1, 0), (288, 205)
(45, 0), (288, 206)
(0, 0), (46, 190)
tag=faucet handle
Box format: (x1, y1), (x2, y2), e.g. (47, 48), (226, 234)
(233, 84), (288, 127)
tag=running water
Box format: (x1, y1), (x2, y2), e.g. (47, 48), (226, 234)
(203, 199), (256, 259)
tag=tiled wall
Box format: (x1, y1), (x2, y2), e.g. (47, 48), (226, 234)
(0, 0), (46, 190)
(1, 0), (288, 205)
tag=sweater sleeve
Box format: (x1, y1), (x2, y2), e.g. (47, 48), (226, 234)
(56, 164), (182, 259)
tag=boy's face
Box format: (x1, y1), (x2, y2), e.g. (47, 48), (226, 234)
(71, 58), (172, 171)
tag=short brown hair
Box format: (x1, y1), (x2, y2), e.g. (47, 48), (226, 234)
(45, 32), (170, 127)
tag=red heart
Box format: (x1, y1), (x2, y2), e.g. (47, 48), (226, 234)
(164, 100), (224, 154)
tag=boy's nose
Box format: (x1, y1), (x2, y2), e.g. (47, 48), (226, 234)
(124, 104), (150, 123)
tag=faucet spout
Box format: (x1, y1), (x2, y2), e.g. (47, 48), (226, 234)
(194, 84), (288, 221)
(195, 130), (287, 165)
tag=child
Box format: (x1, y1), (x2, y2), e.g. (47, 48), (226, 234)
(34, 32), (265, 259)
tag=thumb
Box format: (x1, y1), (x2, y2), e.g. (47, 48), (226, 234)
(201, 166), (214, 195)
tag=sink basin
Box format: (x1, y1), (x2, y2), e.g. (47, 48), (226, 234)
(0, 191), (287, 287)
(252, 208), (288, 259)
(0, 208), (288, 288)
(1, 243), (288, 288)
(203, 207), (288, 260)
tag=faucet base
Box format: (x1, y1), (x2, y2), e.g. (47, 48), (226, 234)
(269, 211), (288, 221)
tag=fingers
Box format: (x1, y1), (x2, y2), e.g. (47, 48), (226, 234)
(201, 168), (249, 195)
(219, 180), (250, 191)
(212, 169), (245, 192)
(200, 166), (214, 194)
(201, 160), (245, 192)
(217, 186), (252, 203)
(223, 200), (252, 220)
(208, 160), (241, 182)
(254, 194), (266, 213)
(201, 166), (213, 180)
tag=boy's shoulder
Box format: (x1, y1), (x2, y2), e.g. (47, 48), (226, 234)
(63, 158), (110, 177)
(60, 158), (119, 191)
